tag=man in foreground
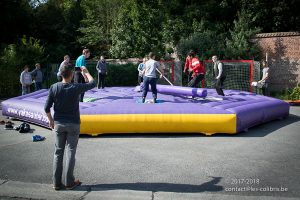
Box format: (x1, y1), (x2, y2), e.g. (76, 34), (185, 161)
(44, 64), (96, 190)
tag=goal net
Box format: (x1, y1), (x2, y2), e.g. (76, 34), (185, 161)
(157, 60), (182, 86)
(157, 60), (260, 92)
(202, 60), (260, 92)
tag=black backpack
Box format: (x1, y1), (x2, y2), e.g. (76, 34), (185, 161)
(16, 122), (31, 133)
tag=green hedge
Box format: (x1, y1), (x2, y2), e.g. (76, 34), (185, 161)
(44, 62), (139, 88)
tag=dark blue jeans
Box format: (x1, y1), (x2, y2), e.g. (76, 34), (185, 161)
(214, 76), (226, 96)
(35, 82), (43, 91)
(142, 76), (157, 99)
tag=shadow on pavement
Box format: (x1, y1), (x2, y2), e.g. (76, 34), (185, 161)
(80, 176), (223, 193)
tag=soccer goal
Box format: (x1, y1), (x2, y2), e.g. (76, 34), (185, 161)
(157, 60), (182, 86)
(203, 60), (260, 92)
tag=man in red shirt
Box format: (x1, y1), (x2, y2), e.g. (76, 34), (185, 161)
(187, 52), (205, 88)
(183, 50), (194, 83)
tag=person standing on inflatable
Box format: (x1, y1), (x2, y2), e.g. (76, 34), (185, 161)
(212, 55), (226, 96)
(75, 49), (90, 102)
(96, 55), (108, 89)
(137, 57), (147, 85)
(183, 50), (194, 83)
(187, 52), (205, 88)
(142, 52), (164, 103)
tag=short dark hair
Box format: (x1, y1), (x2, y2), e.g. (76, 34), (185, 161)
(82, 48), (90, 55)
(23, 65), (29, 70)
(188, 50), (195, 57)
(60, 65), (74, 79)
(148, 52), (155, 58)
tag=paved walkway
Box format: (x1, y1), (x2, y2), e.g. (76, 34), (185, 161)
(0, 105), (299, 200)
(1, 179), (299, 200)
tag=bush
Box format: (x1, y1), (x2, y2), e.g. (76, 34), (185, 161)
(86, 62), (138, 87)
(177, 31), (224, 60)
(43, 61), (139, 88)
(288, 84), (300, 100)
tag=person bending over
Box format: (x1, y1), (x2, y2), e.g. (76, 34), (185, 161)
(142, 52), (163, 103)
(187, 52), (205, 88)
(75, 48), (90, 101)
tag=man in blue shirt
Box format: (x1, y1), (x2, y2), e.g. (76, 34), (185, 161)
(31, 63), (43, 91)
(96, 55), (108, 89)
(75, 49), (90, 101)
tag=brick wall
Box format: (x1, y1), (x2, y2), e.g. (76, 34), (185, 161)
(253, 32), (300, 91)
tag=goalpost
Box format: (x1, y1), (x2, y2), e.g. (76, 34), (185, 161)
(157, 60), (260, 92)
(203, 60), (260, 92)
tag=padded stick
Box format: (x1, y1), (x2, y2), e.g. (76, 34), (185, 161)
(156, 68), (173, 86)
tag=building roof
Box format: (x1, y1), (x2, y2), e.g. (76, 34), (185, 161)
(255, 32), (300, 38)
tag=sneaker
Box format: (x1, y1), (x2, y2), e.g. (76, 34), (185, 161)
(142, 98), (145, 103)
(153, 98), (157, 103)
(53, 184), (65, 191)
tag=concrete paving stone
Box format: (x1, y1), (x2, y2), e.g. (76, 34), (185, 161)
(155, 192), (300, 200)
(0, 181), (86, 200)
(85, 189), (152, 200)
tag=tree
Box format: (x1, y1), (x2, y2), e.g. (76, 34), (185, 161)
(177, 30), (224, 60)
(110, 0), (164, 58)
(31, 0), (83, 61)
(78, 0), (122, 56)
(225, 8), (261, 59)
(0, 0), (33, 45)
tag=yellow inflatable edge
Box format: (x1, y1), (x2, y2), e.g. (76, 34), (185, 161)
(80, 114), (237, 136)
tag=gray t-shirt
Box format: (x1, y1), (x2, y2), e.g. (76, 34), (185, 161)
(20, 71), (32, 85)
(144, 59), (160, 78)
(57, 61), (68, 77)
(44, 80), (96, 124)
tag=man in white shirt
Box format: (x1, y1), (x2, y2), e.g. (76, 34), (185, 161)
(212, 55), (226, 96)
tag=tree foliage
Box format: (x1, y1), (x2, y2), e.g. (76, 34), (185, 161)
(0, 0), (299, 96)
(225, 8), (261, 59)
(0, 36), (44, 97)
(110, 0), (164, 58)
(78, 0), (122, 56)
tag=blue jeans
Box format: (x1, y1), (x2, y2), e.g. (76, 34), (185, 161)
(214, 76), (226, 96)
(53, 123), (80, 186)
(35, 82), (42, 91)
(142, 76), (157, 99)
